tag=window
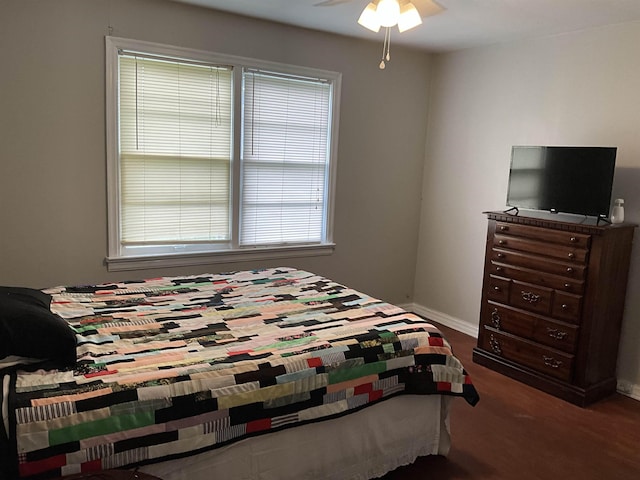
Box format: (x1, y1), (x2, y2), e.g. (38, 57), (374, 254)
(241, 70), (331, 246)
(106, 38), (340, 271)
(118, 55), (233, 250)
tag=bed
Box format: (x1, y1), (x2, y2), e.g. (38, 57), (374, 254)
(0, 267), (478, 479)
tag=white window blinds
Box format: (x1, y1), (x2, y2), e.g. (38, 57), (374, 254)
(118, 54), (233, 245)
(241, 70), (332, 247)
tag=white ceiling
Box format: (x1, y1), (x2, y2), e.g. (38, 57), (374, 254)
(172, 0), (640, 52)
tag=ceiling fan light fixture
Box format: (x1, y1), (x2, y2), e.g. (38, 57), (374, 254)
(376, 0), (401, 28)
(354, 0), (438, 69)
(358, 2), (381, 32)
(397, 3), (422, 32)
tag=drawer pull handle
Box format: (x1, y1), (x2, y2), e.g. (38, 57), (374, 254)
(566, 267), (574, 273)
(489, 334), (502, 355)
(495, 266), (503, 272)
(564, 283), (571, 289)
(561, 304), (569, 310)
(546, 328), (568, 340)
(493, 286), (501, 292)
(543, 355), (563, 369)
(521, 291), (540, 304)
(568, 252), (575, 259)
(497, 253), (505, 258)
(500, 225), (509, 231)
(570, 237), (577, 243)
(498, 239), (506, 245)
(491, 308), (501, 329)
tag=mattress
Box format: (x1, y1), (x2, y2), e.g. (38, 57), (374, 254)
(1, 267), (478, 479)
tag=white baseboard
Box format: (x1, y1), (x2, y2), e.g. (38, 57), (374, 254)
(399, 303), (640, 402)
(617, 380), (640, 401)
(400, 303), (479, 338)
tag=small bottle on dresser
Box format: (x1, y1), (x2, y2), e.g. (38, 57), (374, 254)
(611, 198), (625, 224)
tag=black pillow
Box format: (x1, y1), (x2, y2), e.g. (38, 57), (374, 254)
(0, 287), (77, 368)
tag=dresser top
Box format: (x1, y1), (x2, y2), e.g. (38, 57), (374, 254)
(484, 211), (636, 235)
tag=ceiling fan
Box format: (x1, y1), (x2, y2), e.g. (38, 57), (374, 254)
(314, 0), (446, 69)
(314, 0), (446, 20)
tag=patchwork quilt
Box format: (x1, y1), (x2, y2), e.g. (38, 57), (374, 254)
(3, 267), (479, 479)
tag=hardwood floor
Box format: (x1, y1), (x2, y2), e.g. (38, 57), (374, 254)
(381, 324), (640, 480)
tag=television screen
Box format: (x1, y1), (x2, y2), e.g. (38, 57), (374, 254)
(506, 146), (616, 218)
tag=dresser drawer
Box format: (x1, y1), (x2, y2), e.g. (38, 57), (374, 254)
(491, 248), (586, 280)
(493, 234), (588, 263)
(509, 280), (553, 315)
(490, 262), (584, 294)
(487, 275), (510, 303)
(483, 302), (579, 353)
(552, 291), (582, 323)
(481, 326), (574, 382)
(495, 222), (591, 248)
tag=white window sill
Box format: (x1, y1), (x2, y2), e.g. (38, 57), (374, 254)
(105, 243), (336, 272)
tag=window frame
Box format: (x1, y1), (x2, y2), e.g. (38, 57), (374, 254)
(105, 37), (340, 272)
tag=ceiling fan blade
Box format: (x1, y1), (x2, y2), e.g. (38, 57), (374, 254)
(412, 0), (447, 18)
(313, 0), (354, 6)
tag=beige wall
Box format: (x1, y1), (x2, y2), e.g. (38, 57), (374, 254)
(415, 22), (640, 394)
(0, 0), (431, 305)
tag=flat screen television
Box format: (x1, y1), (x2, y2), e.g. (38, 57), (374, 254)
(506, 146), (617, 218)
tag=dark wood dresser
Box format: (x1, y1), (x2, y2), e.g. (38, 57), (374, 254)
(473, 211), (636, 406)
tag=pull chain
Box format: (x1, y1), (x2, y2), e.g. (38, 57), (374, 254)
(379, 27), (391, 69)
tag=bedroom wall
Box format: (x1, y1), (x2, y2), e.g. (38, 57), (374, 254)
(414, 21), (640, 398)
(0, 0), (431, 305)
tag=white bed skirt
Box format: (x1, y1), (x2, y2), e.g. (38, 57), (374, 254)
(138, 395), (451, 480)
